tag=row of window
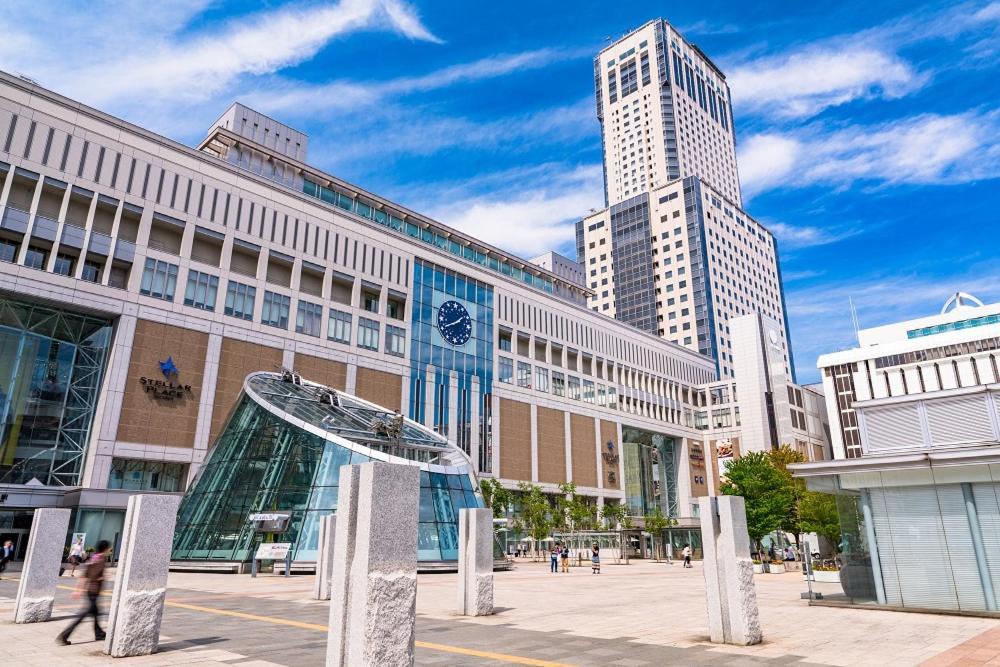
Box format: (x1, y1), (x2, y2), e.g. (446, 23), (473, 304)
(138, 257), (406, 356)
(497, 356), (619, 408)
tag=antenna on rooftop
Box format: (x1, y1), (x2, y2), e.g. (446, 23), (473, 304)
(849, 297), (861, 345)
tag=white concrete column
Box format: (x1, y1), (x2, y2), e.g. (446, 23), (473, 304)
(448, 370), (458, 444)
(594, 417), (604, 490)
(457, 508), (494, 616)
(346, 361), (358, 396)
(0, 164), (14, 209)
(469, 375), (481, 469)
(14, 508), (71, 623)
(314, 513), (336, 601)
(327, 462), (419, 666)
(423, 366), (436, 430)
(105, 494), (182, 657)
(192, 331), (223, 458)
(490, 394), (500, 475)
(15, 174), (44, 264)
(699, 495), (762, 646)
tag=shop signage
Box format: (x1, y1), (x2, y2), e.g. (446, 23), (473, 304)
(601, 440), (620, 465)
(254, 542), (291, 560)
(139, 356), (192, 400)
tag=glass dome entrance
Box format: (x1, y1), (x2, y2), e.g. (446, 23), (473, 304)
(172, 371), (481, 564)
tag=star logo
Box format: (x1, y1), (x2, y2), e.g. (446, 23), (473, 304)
(159, 357), (179, 378)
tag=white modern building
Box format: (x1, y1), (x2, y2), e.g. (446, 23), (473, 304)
(792, 293), (1000, 614)
(593, 19), (740, 206)
(578, 19), (792, 381)
(703, 312), (829, 467)
(0, 70), (727, 562)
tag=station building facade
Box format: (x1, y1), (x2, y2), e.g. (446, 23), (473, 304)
(0, 72), (722, 558)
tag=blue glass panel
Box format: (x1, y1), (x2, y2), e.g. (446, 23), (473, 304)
(459, 474), (473, 491)
(431, 486), (455, 523)
(419, 488), (436, 522)
(438, 522), (458, 560)
(418, 523), (442, 561)
(447, 474), (463, 490)
(420, 471), (430, 487)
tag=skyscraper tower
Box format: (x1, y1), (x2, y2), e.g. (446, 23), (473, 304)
(594, 19), (741, 208)
(578, 19), (793, 381)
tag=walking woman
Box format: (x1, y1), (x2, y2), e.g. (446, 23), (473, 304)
(57, 540), (111, 645)
(591, 543), (601, 574)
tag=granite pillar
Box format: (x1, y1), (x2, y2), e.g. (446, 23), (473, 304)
(13, 508), (71, 623)
(327, 462), (420, 667)
(313, 513), (336, 600)
(699, 495), (762, 646)
(457, 508), (494, 616)
(104, 494), (181, 657)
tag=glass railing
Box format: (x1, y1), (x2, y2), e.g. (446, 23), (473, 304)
(1, 206), (29, 233)
(302, 179), (556, 296)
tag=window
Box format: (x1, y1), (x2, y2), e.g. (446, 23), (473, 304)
(261, 291), (290, 329)
(328, 309), (352, 344)
(552, 372), (565, 397)
(81, 260), (101, 283)
(184, 270), (219, 311)
(535, 366), (549, 393)
(108, 458), (187, 492)
(358, 317), (380, 350)
(568, 376), (581, 400)
(225, 280), (256, 320)
(386, 324), (405, 357)
(296, 299), (322, 337)
(499, 331), (512, 352)
(24, 246), (47, 270)
(582, 379), (595, 403)
(516, 361), (531, 388)
(499, 357), (513, 384)
(139, 257), (178, 301)
(363, 292), (379, 313)
(53, 253), (74, 276)
(0, 239), (17, 263)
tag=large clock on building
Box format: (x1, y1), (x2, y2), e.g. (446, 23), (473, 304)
(437, 300), (473, 346)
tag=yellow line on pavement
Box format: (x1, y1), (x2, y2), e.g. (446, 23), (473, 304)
(55, 585), (573, 667)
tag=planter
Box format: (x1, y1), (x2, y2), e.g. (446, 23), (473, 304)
(812, 570), (840, 583)
(784, 561), (801, 573)
(752, 563), (764, 574)
(767, 565), (786, 574)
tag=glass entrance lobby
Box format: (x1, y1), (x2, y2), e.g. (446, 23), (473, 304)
(172, 371), (482, 567)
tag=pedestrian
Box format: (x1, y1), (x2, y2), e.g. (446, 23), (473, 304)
(560, 544), (570, 573)
(68, 536), (86, 576)
(550, 542), (560, 573)
(784, 545), (796, 561)
(682, 543), (692, 568)
(57, 539), (111, 645)
(0, 539), (13, 579)
(591, 543), (600, 574)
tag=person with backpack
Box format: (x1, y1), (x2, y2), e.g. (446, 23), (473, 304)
(57, 540), (111, 645)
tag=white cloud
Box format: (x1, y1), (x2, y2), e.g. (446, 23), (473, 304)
(739, 111), (1000, 197)
(418, 164), (604, 258)
(250, 47), (590, 116)
(729, 48), (924, 119)
(0, 0), (440, 107)
(766, 221), (862, 250)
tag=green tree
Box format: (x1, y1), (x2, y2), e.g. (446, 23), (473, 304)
(643, 505), (675, 561)
(799, 491), (841, 548)
(600, 501), (629, 530)
(720, 451), (796, 557)
(516, 482), (553, 560)
(768, 444), (807, 536)
(479, 478), (513, 522)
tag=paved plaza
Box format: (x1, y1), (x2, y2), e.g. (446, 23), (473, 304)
(0, 559), (996, 666)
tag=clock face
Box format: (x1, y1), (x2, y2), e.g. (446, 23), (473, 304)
(437, 300), (473, 346)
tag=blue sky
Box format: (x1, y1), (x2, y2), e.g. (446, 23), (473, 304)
(1, 0), (998, 382)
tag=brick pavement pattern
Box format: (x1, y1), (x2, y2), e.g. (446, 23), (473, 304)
(0, 559), (996, 666)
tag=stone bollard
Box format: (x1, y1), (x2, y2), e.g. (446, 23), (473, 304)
(14, 507), (71, 623)
(313, 513), (336, 600)
(457, 508), (494, 616)
(699, 495), (762, 646)
(327, 462), (420, 667)
(104, 494), (181, 657)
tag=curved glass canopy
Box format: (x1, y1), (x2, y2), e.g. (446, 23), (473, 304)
(172, 371), (481, 564)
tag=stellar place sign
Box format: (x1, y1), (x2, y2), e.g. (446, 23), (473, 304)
(139, 376), (193, 400)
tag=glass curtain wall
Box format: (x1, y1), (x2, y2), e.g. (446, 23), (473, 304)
(622, 426), (678, 518)
(0, 298), (112, 485)
(172, 393), (480, 563)
(829, 465), (1000, 614)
